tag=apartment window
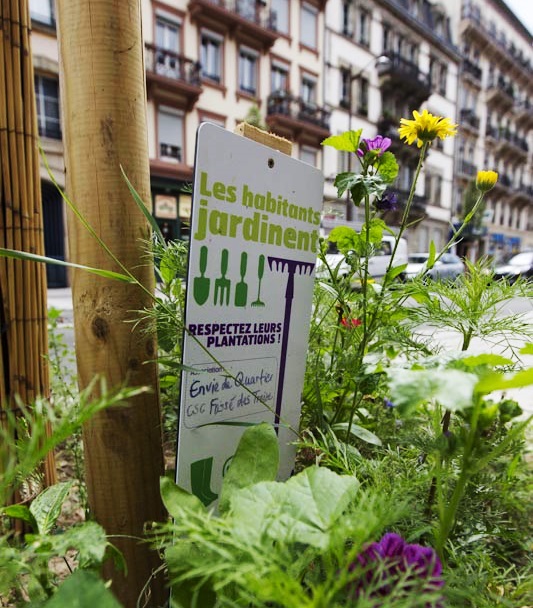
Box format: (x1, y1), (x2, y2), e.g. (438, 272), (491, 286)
(425, 171), (443, 206)
(34, 75), (61, 139)
(201, 31), (222, 83)
(301, 74), (316, 105)
(340, 68), (350, 108)
(156, 16), (180, 51)
(382, 24), (392, 53)
(237, 0), (257, 20)
(300, 147), (317, 167)
(429, 58), (447, 96)
(30, 0), (54, 26)
(158, 107), (183, 162)
(271, 61), (288, 93)
(341, 0), (353, 36)
(239, 47), (258, 95)
(155, 16), (181, 77)
(300, 3), (317, 49)
(337, 150), (350, 174)
(271, 0), (289, 34)
(357, 77), (368, 115)
(357, 9), (370, 47)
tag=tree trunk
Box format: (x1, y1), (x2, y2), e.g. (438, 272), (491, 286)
(0, 0), (56, 501)
(56, 1), (166, 605)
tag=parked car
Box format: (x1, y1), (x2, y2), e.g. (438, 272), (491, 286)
(404, 252), (465, 281)
(493, 250), (533, 283)
(315, 234), (408, 286)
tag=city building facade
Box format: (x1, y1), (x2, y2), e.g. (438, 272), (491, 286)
(27, 0), (532, 286)
(449, 0), (533, 259)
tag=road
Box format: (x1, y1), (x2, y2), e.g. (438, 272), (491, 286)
(47, 288), (533, 416)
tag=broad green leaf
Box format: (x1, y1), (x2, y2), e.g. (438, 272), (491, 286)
(376, 151), (399, 183)
(160, 477), (206, 520)
(462, 353), (514, 368)
(387, 368), (478, 414)
(121, 165), (165, 243)
(427, 241), (436, 269)
(0, 249), (134, 283)
(385, 263), (407, 282)
(332, 422), (382, 446)
(334, 172), (359, 198)
(28, 521), (110, 569)
(231, 466), (359, 549)
(520, 343), (533, 355)
(0, 504), (38, 531)
(476, 367), (533, 394)
(322, 130), (362, 153)
(42, 570), (121, 608)
(30, 481), (74, 535)
(328, 226), (360, 254)
(219, 422), (279, 515)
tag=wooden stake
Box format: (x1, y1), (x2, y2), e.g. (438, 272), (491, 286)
(56, 1), (166, 604)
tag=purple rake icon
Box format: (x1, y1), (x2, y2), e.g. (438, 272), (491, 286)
(267, 256), (315, 433)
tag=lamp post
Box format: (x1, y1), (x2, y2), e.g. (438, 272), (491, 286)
(345, 54), (390, 221)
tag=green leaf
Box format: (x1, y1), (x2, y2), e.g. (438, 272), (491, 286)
(332, 422), (382, 446)
(387, 368), (478, 414)
(0, 249), (134, 283)
(42, 570), (122, 608)
(219, 422), (279, 515)
(376, 151), (399, 183)
(30, 481), (74, 535)
(322, 130), (362, 153)
(231, 466), (359, 549)
(328, 226), (360, 255)
(160, 477), (206, 520)
(334, 172), (359, 198)
(28, 521), (110, 569)
(0, 504), (38, 531)
(520, 343), (533, 355)
(427, 241), (436, 269)
(385, 263), (407, 282)
(461, 353), (514, 368)
(121, 165), (165, 243)
(476, 367), (533, 394)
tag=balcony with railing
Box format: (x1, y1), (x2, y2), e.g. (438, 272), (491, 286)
(266, 91), (330, 146)
(460, 4), (533, 76)
(514, 99), (533, 129)
(461, 58), (482, 86)
(509, 182), (533, 204)
(493, 128), (529, 160)
(377, 52), (431, 108)
(459, 109), (480, 134)
(188, 0), (279, 51)
(145, 45), (202, 110)
(486, 77), (514, 111)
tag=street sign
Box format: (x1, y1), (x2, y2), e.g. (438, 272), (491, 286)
(176, 124), (324, 507)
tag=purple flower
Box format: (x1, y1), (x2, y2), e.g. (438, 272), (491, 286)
(348, 533), (444, 606)
(357, 135), (392, 157)
(384, 398), (396, 409)
(376, 192), (399, 211)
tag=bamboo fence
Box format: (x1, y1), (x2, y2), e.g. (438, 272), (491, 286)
(0, 0), (56, 493)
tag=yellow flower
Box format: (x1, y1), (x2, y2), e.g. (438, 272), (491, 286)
(476, 170), (498, 192)
(398, 109), (457, 148)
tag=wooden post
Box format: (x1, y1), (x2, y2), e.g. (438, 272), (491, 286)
(0, 0), (56, 498)
(56, 1), (166, 605)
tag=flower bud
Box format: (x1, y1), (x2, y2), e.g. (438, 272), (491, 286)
(476, 170), (498, 192)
